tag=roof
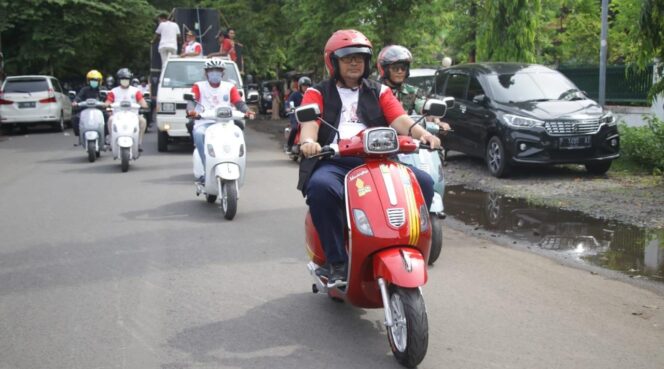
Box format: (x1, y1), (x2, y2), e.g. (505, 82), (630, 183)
(442, 62), (555, 75)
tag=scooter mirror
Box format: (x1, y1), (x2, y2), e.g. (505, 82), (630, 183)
(295, 103), (321, 124)
(183, 93), (195, 102)
(68, 91), (76, 100)
(443, 96), (455, 109)
(422, 99), (448, 118)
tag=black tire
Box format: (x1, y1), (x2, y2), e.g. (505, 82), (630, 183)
(387, 286), (429, 368)
(428, 218), (443, 265)
(220, 180), (238, 220)
(157, 130), (168, 152)
(585, 161), (612, 175)
(1, 124), (13, 134)
(87, 140), (96, 162)
(120, 147), (130, 172)
(206, 194), (217, 203)
(53, 113), (65, 132)
(486, 136), (510, 178)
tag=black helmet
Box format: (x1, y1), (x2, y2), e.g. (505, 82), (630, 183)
(298, 76), (312, 86)
(116, 68), (133, 80)
(377, 45), (412, 80)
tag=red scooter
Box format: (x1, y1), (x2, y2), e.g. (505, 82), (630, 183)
(296, 100), (448, 368)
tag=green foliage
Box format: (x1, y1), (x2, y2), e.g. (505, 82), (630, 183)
(476, 0), (540, 62)
(618, 116), (664, 175)
(637, 0), (664, 101)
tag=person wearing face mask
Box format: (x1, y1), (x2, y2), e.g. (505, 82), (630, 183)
(104, 68), (149, 151)
(72, 70), (107, 137)
(187, 58), (255, 184)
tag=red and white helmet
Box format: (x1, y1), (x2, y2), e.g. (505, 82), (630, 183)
(324, 29), (372, 80)
(377, 45), (412, 80)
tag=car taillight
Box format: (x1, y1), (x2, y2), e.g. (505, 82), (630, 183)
(39, 97), (57, 103)
(0, 98), (13, 105)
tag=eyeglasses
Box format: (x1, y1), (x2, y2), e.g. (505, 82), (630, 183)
(388, 64), (408, 72)
(339, 54), (365, 64)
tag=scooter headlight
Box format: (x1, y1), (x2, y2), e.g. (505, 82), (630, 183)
(207, 144), (216, 158)
(364, 127), (399, 154)
(419, 204), (429, 232)
(352, 209), (373, 236)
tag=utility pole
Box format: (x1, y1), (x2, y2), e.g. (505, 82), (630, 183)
(598, 0), (609, 106)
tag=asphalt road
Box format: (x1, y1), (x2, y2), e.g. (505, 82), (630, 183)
(1, 124), (663, 369)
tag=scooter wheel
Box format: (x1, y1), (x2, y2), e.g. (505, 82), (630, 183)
(387, 286), (428, 368)
(428, 218), (443, 265)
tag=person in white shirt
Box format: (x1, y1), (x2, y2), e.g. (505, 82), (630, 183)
(180, 31), (202, 58)
(104, 68), (149, 151)
(152, 13), (181, 67)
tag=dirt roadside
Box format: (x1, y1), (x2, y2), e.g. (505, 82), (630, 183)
(249, 115), (664, 230)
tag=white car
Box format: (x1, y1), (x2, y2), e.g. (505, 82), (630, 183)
(407, 68), (437, 96)
(156, 57), (244, 152)
(0, 75), (73, 132)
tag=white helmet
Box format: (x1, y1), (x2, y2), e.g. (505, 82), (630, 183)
(204, 58), (226, 70)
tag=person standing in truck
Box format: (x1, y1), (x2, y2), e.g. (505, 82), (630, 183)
(152, 13), (181, 67)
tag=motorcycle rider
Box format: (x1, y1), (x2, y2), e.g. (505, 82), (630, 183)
(187, 58), (255, 184)
(72, 69), (107, 137)
(103, 76), (115, 91)
(298, 29), (440, 287)
(104, 68), (149, 151)
(285, 76), (312, 152)
(377, 45), (452, 132)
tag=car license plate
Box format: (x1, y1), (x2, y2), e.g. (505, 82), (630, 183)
(559, 135), (591, 149)
(18, 101), (36, 108)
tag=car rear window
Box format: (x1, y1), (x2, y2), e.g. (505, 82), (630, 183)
(162, 61), (241, 89)
(3, 79), (49, 93)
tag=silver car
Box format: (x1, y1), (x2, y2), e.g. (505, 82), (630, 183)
(0, 75), (73, 132)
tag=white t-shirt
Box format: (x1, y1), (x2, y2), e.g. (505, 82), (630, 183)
(335, 86), (367, 142)
(155, 21), (180, 50)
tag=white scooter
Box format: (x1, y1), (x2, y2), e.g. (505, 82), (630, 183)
(110, 101), (141, 172)
(77, 98), (106, 162)
(397, 97), (455, 265)
(185, 93), (247, 220)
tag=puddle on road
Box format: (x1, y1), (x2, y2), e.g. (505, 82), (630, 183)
(444, 185), (664, 282)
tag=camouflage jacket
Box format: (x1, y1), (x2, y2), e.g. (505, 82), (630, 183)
(386, 82), (426, 115)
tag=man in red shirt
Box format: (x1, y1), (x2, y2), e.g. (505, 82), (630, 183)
(208, 28), (237, 61)
(297, 29), (440, 287)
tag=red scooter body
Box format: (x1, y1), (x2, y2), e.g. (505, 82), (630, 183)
(305, 130), (432, 367)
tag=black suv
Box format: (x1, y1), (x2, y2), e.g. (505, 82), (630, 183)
(434, 63), (620, 177)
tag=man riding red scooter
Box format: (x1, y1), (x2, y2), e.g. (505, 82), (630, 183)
(296, 29), (445, 368)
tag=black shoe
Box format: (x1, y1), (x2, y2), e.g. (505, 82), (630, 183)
(327, 263), (347, 288)
(315, 265), (331, 278)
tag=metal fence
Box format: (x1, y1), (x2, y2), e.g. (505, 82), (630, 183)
(557, 65), (654, 105)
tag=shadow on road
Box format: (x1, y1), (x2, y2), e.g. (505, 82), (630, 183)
(165, 293), (399, 369)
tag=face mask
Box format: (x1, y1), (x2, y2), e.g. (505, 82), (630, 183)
(207, 71), (223, 84)
(120, 79), (130, 88)
(89, 80), (99, 88)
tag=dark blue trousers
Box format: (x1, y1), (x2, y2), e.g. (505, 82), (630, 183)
(305, 157), (434, 265)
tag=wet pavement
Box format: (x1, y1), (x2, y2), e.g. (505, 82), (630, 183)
(444, 185), (664, 282)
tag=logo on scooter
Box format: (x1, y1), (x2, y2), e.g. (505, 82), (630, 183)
(349, 169), (368, 181)
(223, 94), (229, 102)
(356, 178), (372, 197)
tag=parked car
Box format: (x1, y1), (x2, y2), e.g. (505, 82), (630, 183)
(406, 68), (436, 96)
(0, 75), (73, 132)
(433, 63), (620, 177)
(155, 56), (243, 152)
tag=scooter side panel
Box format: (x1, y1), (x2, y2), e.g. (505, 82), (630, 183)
(342, 162), (431, 308)
(372, 248), (427, 288)
(304, 213), (326, 266)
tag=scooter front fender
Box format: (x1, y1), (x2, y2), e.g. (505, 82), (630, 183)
(373, 248), (427, 288)
(214, 162), (240, 180)
(84, 131), (99, 141)
(117, 136), (133, 148)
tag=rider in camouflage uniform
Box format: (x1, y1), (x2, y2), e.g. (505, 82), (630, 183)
(376, 45), (425, 115)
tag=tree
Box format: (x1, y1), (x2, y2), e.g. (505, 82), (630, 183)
(476, 0), (541, 63)
(637, 0), (664, 101)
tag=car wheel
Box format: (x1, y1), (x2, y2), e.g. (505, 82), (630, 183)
(486, 136), (510, 178)
(585, 161), (612, 175)
(53, 112), (65, 132)
(157, 130), (168, 152)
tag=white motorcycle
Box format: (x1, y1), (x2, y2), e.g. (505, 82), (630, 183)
(110, 101), (141, 172)
(185, 93), (247, 220)
(397, 97), (455, 265)
(76, 98), (106, 162)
